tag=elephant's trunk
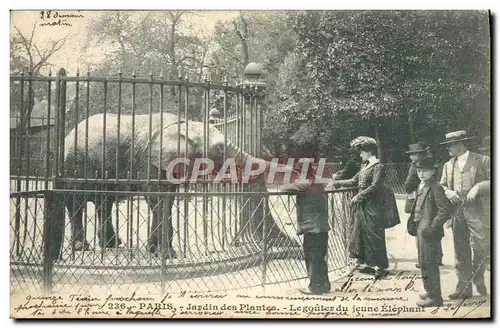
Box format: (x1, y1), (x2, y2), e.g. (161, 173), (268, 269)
(223, 140), (302, 249)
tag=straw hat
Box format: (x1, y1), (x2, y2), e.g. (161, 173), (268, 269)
(439, 130), (475, 145)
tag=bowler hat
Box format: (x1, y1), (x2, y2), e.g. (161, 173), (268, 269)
(414, 157), (438, 170)
(406, 142), (431, 154)
(478, 136), (490, 152)
(439, 130), (475, 145)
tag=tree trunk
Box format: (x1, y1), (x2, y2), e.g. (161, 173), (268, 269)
(375, 121), (386, 163)
(408, 114), (417, 143)
(240, 15), (249, 67)
(168, 12), (181, 102)
(233, 14), (249, 69)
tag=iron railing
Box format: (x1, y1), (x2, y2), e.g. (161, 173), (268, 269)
(10, 187), (357, 295)
(10, 65), (359, 296)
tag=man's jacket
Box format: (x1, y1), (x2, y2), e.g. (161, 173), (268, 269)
(282, 180), (330, 235)
(407, 179), (451, 238)
(440, 151), (490, 214)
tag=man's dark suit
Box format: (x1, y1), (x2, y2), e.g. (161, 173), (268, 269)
(282, 180), (331, 294)
(408, 178), (451, 302)
(405, 160), (444, 265)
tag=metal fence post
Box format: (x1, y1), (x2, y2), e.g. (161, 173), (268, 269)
(54, 68), (67, 179)
(58, 68), (67, 178)
(160, 199), (166, 296)
(42, 191), (53, 293)
(261, 197), (268, 293)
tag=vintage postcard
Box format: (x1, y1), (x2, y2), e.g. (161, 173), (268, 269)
(9, 9), (491, 319)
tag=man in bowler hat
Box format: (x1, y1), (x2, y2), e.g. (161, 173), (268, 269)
(405, 142), (432, 194)
(405, 142), (443, 268)
(407, 157), (451, 307)
(439, 130), (490, 299)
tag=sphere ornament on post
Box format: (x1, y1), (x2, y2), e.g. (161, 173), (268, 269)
(209, 108), (221, 123)
(243, 62), (267, 89)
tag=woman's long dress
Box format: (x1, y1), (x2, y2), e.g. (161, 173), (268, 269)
(338, 161), (399, 269)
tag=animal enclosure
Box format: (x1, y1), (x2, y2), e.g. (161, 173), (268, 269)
(10, 63), (357, 295)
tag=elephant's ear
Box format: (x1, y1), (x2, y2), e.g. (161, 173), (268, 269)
(150, 121), (195, 172)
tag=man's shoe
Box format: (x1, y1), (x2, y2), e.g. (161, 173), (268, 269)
(374, 268), (387, 279)
(449, 291), (472, 300)
(298, 288), (323, 295)
(419, 293), (428, 300)
(439, 262), (444, 266)
(310, 283), (331, 294)
(74, 240), (90, 251)
(417, 298), (443, 308)
(476, 284), (488, 296)
(358, 266), (375, 274)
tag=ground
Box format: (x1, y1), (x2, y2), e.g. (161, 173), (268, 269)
(237, 198), (491, 318)
(10, 189), (491, 318)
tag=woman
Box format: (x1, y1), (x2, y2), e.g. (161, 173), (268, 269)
(331, 137), (400, 277)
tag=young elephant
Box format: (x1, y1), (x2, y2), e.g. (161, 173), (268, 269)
(63, 112), (207, 258)
(62, 112), (300, 259)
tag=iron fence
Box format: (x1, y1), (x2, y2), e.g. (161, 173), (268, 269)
(308, 162), (410, 196)
(10, 187), (357, 295)
(10, 64), (418, 296)
(383, 163), (410, 196)
(10, 162), (411, 196)
(10, 64), (359, 296)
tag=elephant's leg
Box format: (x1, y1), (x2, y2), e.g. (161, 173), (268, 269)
(147, 196), (161, 253)
(147, 186), (177, 259)
(96, 197), (122, 249)
(66, 196), (90, 251)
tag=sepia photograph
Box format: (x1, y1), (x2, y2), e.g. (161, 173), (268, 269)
(7, 7), (492, 319)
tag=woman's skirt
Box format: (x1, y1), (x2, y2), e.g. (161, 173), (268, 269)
(348, 202), (389, 269)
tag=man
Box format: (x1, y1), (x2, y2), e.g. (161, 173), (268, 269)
(439, 130), (490, 299)
(282, 161), (331, 295)
(405, 142), (432, 194)
(477, 136), (491, 272)
(407, 157), (451, 307)
(332, 147), (359, 181)
(405, 142), (444, 268)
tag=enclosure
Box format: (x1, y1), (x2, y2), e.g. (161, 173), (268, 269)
(10, 63), (364, 295)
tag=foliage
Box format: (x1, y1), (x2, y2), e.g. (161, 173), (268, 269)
(10, 10), (491, 163)
(73, 11), (215, 121)
(271, 10), (490, 160)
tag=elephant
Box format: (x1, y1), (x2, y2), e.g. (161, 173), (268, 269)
(62, 111), (300, 259)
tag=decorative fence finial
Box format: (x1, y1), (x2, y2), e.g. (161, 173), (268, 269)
(243, 62), (266, 88)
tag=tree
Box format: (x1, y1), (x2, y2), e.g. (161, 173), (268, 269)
(74, 11), (213, 122)
(209, 11), (297, 160)
(10, 22), (69, 128)
(275, 10), (490, 161)
(12, 22), (69, 76)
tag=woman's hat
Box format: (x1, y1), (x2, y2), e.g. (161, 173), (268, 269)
(478, 136), (490, 152)
(414, 157), (438, 170)
(350, 136), (377, 149)
(406, 142), (431, 154)
(439, 130), (476, 145)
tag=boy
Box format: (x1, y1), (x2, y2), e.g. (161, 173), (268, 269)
(407, 157), (451, 307)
